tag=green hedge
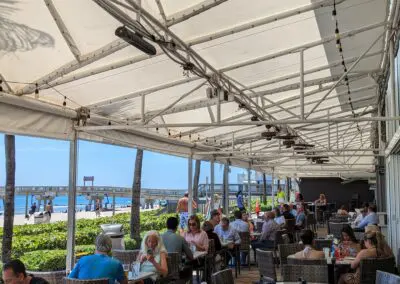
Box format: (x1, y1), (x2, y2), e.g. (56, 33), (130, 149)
(2, 210), (204, 271)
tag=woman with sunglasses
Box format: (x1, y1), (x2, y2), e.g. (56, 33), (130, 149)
(183, 215), (209, 252)
(338, 231), (393, 284)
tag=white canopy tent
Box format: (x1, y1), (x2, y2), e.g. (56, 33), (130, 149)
(1, 0), (396, 179)
(1, 0), (399, 272)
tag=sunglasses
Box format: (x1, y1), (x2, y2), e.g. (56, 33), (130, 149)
(189, 222), (197, 226)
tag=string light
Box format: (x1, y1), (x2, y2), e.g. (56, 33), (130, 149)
(331, 0), (360, 133)
(62, 96), (67, 106)
(34, 83), (39, 99)
(168, 130), (171, 136)
(108, 121), (111, 126)
(0, 80), (3, 92)
(189, 133), (191, 140)
(179, 132), (182, 139)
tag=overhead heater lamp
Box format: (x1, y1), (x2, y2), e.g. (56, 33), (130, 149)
(115, 26), (156, 56)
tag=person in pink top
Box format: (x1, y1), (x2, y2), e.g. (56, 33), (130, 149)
(183, 215), (209, 252)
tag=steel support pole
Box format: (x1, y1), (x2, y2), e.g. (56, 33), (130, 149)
(247, 167), (252, 212)
(271, 170), (275, 208)
(66, 133), (78, 273)
(328, 110), (331, 150)
(141, 94), (145, 123)
(223, 161), (230, 215)
(25, 192), (29, 216)
(216, 94), (221, 123)
(300, 49), (305, 119)
(378, 102), (383, 150)
(390, 39), (397, 135)
(210, 157), (215, 210)
(188, 155), (193, 215)
(112, 191), (116, 216)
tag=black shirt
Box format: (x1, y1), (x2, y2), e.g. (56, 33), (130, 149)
(282, 211), (295, 220)
(28, 275), (49, 284)
(205, 231), (222, 251)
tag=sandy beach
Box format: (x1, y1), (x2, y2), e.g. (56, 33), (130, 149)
(0, 207), (157, 227)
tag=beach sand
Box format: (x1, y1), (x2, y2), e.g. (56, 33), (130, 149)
(0, 207), (157, 227)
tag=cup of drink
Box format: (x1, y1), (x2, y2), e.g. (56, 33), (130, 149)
(323, 247), (330, 259)
(123, 264), (129, 278)
(131, 261), (140, 278)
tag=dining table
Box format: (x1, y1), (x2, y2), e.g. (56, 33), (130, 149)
(128, 271), (156, 283)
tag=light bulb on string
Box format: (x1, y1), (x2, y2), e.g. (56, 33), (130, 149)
(332, 9), (337, 21)
(335, 28), (340, 39)
(34, 83), (39, 99)
(62, 96), (67, 107)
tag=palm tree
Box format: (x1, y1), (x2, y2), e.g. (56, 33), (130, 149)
(130, 148), (143, 247)
(2, 135), (15, 263)
(262, 173), (267, 204)
(192, 160), (201, 209)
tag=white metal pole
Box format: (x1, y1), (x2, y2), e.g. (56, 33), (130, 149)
(300, 49), (305, 119)
(141, 94), (145, 123)
(188, 155), (193, 215)
(217, 91), (221, 123)
(389, 39), (397, 135)
(66, 133), (78, 273)
(247, 167), (252, 212)
(378, 102), (383, 150)
(271, 170), (275, 208)
(328, 110), (331, 150)
(112, 191), (116, 216)
(210, 157), (215, 210)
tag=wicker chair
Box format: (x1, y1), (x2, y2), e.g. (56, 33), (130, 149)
(281, 264), (329, 283)
(64, 278), (109, 284)
(354, 231), (365, 241)
(359, 257), (396, 284)
(256, 250), (276, 282)
(305, 213), (317, 232)
(238, 231), (251, 271)
(314, 239), (333, 250)
(376, 270), (400, 284)
(328, 222), (349, 239)
(253, 229), (286, 263)
(111, 249), (140, 264)
(27, 270), (66, 284)
(284, 218), (296, 241)
(278, 243), (304, 265)
(211, 268), (234, 284)
(287, 258), (327, 265)
(166, 252), (181, 280)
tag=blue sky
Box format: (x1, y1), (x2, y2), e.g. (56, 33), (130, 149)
(0, 133), (254, 188)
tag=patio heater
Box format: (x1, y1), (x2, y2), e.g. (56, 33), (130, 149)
(101, 224), (125, 250)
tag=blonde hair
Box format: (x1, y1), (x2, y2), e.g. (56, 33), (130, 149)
(140, 230), (166, 255)
(320, 194), (326, 200)
(364, 231), (393, 257)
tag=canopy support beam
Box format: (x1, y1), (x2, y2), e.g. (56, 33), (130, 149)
(66, 132), (78, 273)
(188, 155), (193, 215)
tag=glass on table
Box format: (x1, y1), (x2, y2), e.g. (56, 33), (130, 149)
(131, 261), (140, 278)
(123, 264), (129, 278)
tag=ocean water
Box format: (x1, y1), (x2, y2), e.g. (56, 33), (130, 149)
(0, 195), (133, 215)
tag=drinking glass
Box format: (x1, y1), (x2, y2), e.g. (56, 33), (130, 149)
(131, 261), (140, 278)
(123, 264), (129, 278)
(323, 247), (330, 259)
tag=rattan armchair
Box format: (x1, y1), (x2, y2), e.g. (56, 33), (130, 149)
(287, 258), (327, 265)
(111, 249), (140, 264)
(238, 231), (251, 271)
(211, 269), (234, 284)
(278, 243), (304, 265)
(360, 257), (396, 284)
(256, 249), (276, 282)
(281, 264), (329, 283)
(27, 270), (66, 284)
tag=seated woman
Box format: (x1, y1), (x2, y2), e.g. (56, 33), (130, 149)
(183, 215), (209, 252)
(138, 231), (168, 284)
(315, 194), (327, 206)
(338, 226), (361, 257)
(338, 205), (349, 216)
(339, 231), (393, 284)
(242, 212), (255, 240)
(202, 221), (222, 251)
(292, 230), (324, 259)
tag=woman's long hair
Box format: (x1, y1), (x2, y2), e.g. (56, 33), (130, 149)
(187, 215), (201, 233)
(364, 231), (393, 257)
(140, 230), (166, 255)
(341, 225), (358, 243)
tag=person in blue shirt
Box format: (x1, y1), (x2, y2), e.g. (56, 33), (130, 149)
(357, 205), (379, 230)
(236, 190), (245, 212)
(68, 234), (127, 284)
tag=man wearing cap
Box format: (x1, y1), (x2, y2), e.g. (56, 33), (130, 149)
(176, 192), (197, 233)
(68, 234), (127, 284)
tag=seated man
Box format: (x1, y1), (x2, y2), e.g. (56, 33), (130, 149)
(214, 217), (240, 266)
(251, 211), (280, 253)
(209, 209), (221, 229)
(357, 205), (379, 230)
(295, 205), (306, 229)
(69, 234), (127, 284)
(162, 217), (194, 260)
(291, 230), (324, 259)
(2, 259), (49, 284)
(230, 210), (249, 233)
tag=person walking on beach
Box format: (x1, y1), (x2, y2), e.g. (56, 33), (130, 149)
(176, 192), (197, 234)
(29, 202), (37, 215)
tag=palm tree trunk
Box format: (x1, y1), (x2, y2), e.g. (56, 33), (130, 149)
(2, 135), (15, 263)
(193, 160), (201, 209)
(130, 148), (143, 246)
(262, 173), (267, 204)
